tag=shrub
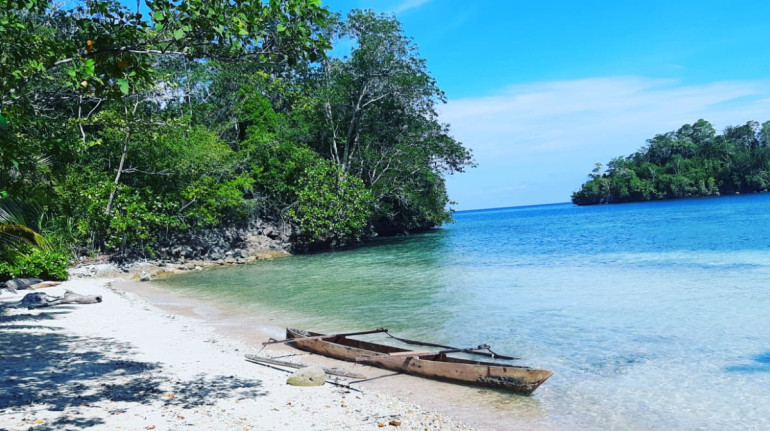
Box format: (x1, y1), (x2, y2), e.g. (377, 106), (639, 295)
(0, 246), (69, 281)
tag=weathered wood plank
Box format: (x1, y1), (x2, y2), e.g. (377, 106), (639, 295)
(244, 354), (367, 379)
(262, 328), (388, 346)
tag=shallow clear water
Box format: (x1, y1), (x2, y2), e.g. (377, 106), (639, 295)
(158, 194), (770, 430)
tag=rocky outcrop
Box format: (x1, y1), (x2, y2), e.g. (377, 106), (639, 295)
(154, 219), (293, 262)
(102, 219), (293, 264)
(69, 219), (295, 280)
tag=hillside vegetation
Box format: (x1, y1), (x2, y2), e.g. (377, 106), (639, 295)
(0, 1), (473, 279)
(573, 119), (770, 205)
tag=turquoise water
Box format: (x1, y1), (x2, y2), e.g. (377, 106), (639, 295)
(158, 194), (770, 430)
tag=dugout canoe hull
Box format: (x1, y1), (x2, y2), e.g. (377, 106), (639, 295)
(285, 328), (552, 395)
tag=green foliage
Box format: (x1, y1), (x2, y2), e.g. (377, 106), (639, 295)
(249, 140), (319, 208)
(573, 119), (770, 205)
(294, 10), (474, 234)
(0, 3), (473, 262)
(0, 245), (69, 281)
(289, 160), (373, 248)
(0, 197), (44, 256)
(1, 0), (330, 102)
(0, 197), (69, 280)
(54, 120), (255, 254)
(246, 137), (373, 247)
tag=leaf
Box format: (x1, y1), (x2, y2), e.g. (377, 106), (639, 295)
(277, 23), (286, 33)
(173, 29), (184, 40)
(117, 79), (129, 95)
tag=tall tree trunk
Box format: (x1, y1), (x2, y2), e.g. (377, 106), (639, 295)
(105, 101), (139, 215)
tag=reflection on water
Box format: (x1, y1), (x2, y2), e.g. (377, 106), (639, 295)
(157, 194), (770, 430)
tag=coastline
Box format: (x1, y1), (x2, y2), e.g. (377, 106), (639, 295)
(0, 276), (482, 431)
(113, 276), (554, 431)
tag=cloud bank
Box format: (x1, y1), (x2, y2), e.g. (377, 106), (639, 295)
(439, 77), (770, 209)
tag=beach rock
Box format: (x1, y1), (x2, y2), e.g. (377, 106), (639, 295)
(140, 271), (152, 282)
(286, 366), (326, 387)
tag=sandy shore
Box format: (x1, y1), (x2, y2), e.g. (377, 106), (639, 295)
(0, 278), (481, 431)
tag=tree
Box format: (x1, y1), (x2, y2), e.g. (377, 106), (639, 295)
(572, 119), (770, 205)
(0, 0), (333, 257)
(302, 10), (474, 233)
(0, 2), (476, 264)
(1, 0), (330, 101)
(236, 89), (374, 247)
(1, 0), (330, 201)
(289, 159), (373, 248)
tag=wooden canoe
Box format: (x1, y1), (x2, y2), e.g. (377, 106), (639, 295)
(284, 328), (552, 395)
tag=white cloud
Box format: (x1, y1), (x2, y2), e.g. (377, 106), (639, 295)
(440, 76), (770, 209)
(392, 0), (431, 14)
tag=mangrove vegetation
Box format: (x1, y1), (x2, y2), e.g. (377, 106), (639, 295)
(0, 0), (474, 279)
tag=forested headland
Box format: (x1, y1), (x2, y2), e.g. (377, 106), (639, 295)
(572, 119), (770, 205)
(0, 1), (474, 280)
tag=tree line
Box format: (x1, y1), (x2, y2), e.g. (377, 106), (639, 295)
(0, 0), (474, 279)
(572, 119), (770, 205)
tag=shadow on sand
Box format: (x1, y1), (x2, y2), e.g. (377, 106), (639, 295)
(0, 307), (266, 430)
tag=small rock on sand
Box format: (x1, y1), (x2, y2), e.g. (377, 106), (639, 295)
(287, 366), (327, 387)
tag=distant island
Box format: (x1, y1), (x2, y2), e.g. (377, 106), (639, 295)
(572, 119), (770, 205)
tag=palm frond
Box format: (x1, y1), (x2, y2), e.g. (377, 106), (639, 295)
(0, 223), (45, 247)
(0, 197), (47, 255)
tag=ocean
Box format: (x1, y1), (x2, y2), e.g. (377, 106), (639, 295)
(156, 193), (770, 430)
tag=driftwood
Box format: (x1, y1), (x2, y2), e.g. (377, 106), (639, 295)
(0, 278), (62, 294)
(2, 290), (102, 309)
(245, 354), (366, 379)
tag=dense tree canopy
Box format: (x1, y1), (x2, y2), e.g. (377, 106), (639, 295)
(0, 1), (473, 277)
(572, 119), (770, 205)
(294, 10), (474, 234)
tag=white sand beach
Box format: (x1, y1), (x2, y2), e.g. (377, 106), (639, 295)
(0, 278), (481, 431)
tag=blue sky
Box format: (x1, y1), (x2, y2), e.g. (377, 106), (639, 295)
(324, 0), (770, 209)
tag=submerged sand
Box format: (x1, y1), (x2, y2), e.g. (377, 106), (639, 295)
(0, 278), (480, 431)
